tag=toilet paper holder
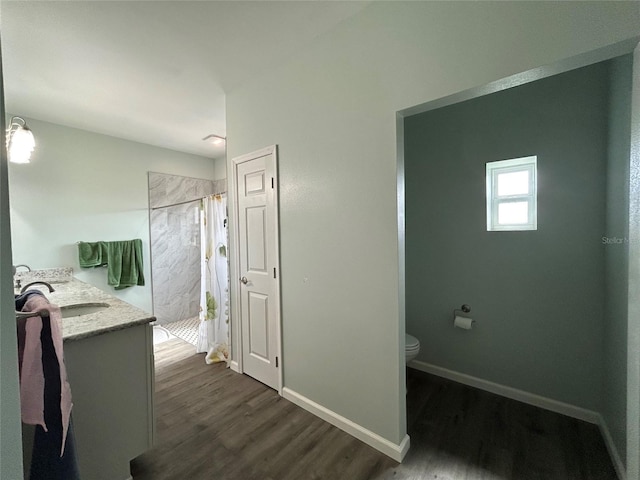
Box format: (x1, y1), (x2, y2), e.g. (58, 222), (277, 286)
(453, 304), (471, 318)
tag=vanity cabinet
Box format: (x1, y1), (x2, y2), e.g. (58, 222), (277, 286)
(17, 274), (155, 479)
(64, 323), (155, 480)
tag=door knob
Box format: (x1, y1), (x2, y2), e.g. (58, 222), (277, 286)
(240, 276), (248, 285)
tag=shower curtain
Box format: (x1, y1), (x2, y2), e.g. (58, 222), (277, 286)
(196, 194), (230, 364)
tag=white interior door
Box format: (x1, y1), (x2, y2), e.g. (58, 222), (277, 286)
(234, 146), (280, 390)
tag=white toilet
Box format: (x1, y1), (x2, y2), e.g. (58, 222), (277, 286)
(405, 334), (420, 364)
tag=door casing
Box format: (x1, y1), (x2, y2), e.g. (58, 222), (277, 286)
(229, 145), (283, 394)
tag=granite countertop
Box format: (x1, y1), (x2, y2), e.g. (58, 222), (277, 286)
(16, 268), (155, 342)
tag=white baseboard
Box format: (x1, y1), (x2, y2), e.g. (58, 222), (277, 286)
(597, 414), (626, 480)
(408, 360), (599, 424)
(229, 360), (240, 373)
(282, 387), (410, 462)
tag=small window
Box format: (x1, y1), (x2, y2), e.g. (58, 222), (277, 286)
(486, 156), (537, 231)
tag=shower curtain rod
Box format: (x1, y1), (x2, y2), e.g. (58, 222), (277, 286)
(150, 191), (226, 211)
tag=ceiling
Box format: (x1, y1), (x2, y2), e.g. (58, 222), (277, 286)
(1, 1), (369, 159)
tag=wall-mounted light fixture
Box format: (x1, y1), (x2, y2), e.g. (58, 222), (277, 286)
(202, 134), (226, 146)
(6, 116), (35, 164)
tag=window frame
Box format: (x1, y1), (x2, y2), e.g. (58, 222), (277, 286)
(486, 156), (537, 231)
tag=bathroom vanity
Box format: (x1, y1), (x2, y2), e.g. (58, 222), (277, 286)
(18, 269), (155, 480)
(64, 323), (154, 480)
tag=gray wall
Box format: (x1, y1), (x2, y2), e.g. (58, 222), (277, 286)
(0, 51), (24, 479)
(603, 55), (632, 467)
(626, 43), (640, 480)
(405, 62), (610, 410)
(226, 1), (639, 450)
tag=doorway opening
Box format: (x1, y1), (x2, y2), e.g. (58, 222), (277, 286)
(148, 172), (228, 357)
(397, 42), (639, 478)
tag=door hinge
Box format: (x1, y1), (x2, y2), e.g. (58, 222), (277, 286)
(271, 177), (274, 189)
(275, 356), (279, 368)
(273, 267), (277, 278)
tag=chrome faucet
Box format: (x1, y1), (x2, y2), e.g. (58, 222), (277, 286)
(13, 264), (32, 289)
(20, 281), (55, 294)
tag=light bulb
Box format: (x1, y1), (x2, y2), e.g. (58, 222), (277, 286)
(9, 126), (35, 164)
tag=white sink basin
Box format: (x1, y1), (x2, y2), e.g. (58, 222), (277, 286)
(60, 303), (110, 318)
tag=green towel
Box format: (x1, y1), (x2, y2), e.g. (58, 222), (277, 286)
(106, 239), (145, 290)
(78, 241), (108, 268)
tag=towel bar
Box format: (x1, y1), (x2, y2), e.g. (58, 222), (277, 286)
(15, 309), (51, 320)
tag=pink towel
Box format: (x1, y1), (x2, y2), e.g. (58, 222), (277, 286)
(18, 296), (73, 456)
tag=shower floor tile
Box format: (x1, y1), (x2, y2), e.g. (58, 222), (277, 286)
(163, 316), (199, 346)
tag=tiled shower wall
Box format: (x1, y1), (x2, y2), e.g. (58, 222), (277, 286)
(148, 172), (226, 325)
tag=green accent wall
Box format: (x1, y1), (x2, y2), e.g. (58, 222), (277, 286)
(8, 117), (220, 313)
(405, 62), (611, 410)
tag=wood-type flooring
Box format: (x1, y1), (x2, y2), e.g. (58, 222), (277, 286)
(130, 338), (617, 480)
